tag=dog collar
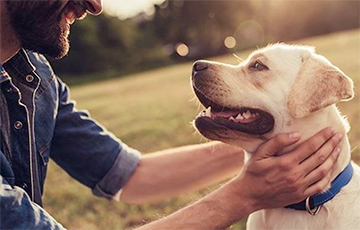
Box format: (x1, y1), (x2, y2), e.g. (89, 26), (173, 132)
(286, 162), (353, 214)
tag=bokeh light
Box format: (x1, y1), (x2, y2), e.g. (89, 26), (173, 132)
(234, 20), (264, 53)
(224, 36), (236, 49)
(176, 43), (189, 57)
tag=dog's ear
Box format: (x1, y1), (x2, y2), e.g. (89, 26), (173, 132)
(287, 54), (354, 118)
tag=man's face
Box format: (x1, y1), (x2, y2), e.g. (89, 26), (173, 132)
(5, 0), (101, 59)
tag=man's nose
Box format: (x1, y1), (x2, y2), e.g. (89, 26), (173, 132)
(84, 0), (103, 15)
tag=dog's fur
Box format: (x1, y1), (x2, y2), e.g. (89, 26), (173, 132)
(191, 44), (360, 229)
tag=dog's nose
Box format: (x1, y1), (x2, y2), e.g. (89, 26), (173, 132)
(193, 61), (208, 73)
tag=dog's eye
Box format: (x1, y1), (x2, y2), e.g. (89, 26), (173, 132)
(250, 61), (268, 71)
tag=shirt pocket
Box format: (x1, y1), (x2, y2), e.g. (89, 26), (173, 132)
(38, 143), (50, 166)
(37, 142), (51, 191)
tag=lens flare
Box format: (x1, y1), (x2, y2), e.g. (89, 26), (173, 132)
(234, 20), (264, 53)
(224, 36), (236, 49)
(176, 43), (189, 57)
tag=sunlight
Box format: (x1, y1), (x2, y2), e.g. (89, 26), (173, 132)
(104, 0), (166, 19)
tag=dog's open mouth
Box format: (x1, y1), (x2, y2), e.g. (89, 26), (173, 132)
(194, 88), (275, 135)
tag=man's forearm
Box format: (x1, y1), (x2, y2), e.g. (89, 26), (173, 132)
(134, 180), (253, 230)
(121, 142), (244, 204)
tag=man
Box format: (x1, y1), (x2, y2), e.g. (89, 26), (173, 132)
(0, 1), (342, 229)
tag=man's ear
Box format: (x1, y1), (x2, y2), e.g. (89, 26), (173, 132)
(287, 54), (354, 118)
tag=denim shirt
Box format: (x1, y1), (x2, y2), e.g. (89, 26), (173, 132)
(0, 49), (141, 229)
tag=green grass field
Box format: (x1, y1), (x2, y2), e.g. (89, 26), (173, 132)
(43, 29), (360, 230)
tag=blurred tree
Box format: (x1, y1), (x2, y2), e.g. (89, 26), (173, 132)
(152, 0), (255, 58)
(50, 14), (133, 75)
(264, 1), (359, 41)
(50, 13), (171, 79)
(48, 0), (359, 82)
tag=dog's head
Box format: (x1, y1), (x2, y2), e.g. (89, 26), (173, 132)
(191, 44), (354, 152)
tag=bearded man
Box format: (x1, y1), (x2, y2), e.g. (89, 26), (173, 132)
(0, 1), (342, 229)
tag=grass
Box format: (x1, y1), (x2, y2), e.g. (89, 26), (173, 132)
(43, 29), (360, 230)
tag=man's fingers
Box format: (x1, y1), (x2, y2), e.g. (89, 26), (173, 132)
(290, 127), (337, 163)
(303, 172), (332, 198)
(254, 132), (302, 158)
(302, 146), (340, 187)
(300, 133), (342, 176)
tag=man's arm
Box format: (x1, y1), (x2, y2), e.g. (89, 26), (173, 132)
(121, 127), (341, 205)
(135, 179), (254, 230)
(128, 127), (341, 230)
(120, 142), (244, 204)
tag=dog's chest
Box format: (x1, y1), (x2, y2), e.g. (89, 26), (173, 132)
(247, 207), (338, 230)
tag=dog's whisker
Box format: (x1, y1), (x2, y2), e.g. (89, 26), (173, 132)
(191, 130), (199, 137)
(189, 95), (198, 102)
(195, 101), (203, 111)
(232, 53), (243, 63)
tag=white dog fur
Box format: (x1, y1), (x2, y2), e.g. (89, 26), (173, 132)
(191, 44), (360, 229)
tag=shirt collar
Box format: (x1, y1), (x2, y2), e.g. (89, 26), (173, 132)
(0, 65), (10, 84)
(1, 49), (36, 81)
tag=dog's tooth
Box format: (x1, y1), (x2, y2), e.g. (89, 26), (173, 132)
(229, 116), (235, 121)
(205, 107), (211, 117)
(236, 114), (244, 120)
(244, 111), (251, 119)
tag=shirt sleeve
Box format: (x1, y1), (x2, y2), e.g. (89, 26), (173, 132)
(50, 77), (141, 199)
(0, 175), (66, 230)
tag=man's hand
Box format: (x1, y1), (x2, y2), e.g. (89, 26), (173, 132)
(231, 127), (342, 212)
(132, 127), (342, 230)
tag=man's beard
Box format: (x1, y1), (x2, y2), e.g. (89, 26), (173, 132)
(5, 1), (70, 59)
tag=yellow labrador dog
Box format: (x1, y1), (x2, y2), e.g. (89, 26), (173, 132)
(191, 44), (360, 229)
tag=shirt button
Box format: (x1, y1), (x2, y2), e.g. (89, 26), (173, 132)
(5, 87), (13, 93)
(14, 121), (23, 130)
(25, 74), (34, 83)
(21, 183), (28, 189)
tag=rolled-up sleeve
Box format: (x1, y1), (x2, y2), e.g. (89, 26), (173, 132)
(0, 175), (65, 229)
(92, 142), (140, 199)
(50, 78), (140, 199)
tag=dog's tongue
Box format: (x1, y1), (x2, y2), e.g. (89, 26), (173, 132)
(212, 111), (238, 119)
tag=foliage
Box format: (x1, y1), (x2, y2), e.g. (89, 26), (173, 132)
(50, 13), (173, 78)
(43, 29), (360, 230)
(49, 0), (359, 83)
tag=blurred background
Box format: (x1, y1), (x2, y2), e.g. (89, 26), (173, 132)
(44, 1), (360, 229)
(50, 0), (359, 85)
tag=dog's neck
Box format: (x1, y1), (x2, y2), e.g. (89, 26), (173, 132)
(290, 105), (350, 184)
(244, 105), (350, 186)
